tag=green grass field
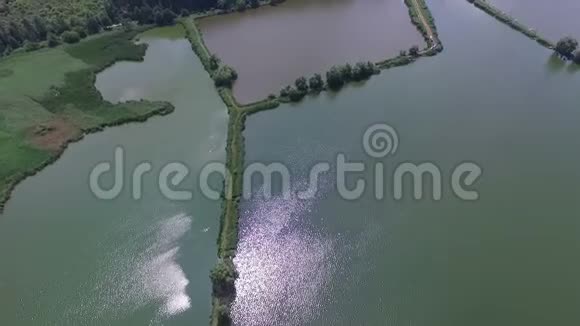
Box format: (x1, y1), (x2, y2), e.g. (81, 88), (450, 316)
(0, 28), (174, 210)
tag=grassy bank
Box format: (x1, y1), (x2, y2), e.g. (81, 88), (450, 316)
(0, 27), (174, 211)
(467, 0), (554, 49)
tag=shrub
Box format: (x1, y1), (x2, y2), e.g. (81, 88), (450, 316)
(340, 63), (353, 81)
(352, 61), (377, 81)
(280, 85), (292, 97)
(555, 37), (578, 59)
(295, 76), (308, 92)
(61, 31), (80, 44)
(47, 33), (59, 47)
(308, 73), (324, 91)
(210, 259), (238, 298)
(214, 65), (238, 87)
(409, 45), (420, 57)
(326, 65), (345, 90)
(24, 41), (41, 52)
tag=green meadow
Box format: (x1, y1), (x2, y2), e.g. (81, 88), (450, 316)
(0, 29), (173, 209)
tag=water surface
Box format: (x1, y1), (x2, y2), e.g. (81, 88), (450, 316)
(199, 0), (424, 104)
(490, 0), (580, 41)
(0, 26), (227, 325)
(234, 0), (580, 325)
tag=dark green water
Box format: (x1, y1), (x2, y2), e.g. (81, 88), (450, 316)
(199, 0), (424, 104)
(491, 0), (580, 41)
(235, 1), (580, 325)
(0, 26), (227, 325)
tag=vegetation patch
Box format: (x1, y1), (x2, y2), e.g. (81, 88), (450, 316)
(0, 27), (174, 211)
(0, 68), (12, 77)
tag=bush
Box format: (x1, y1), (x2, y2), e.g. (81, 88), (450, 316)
(180, 8), (191, 17)
(210, 259), (238, 298)
(61, 31), (80, 44)
(214, 65), (238, 87)
(47, 33), (59, 47)
(352, 61), (377, 81)
(555, 37), (578, 59)
(340, 63), (353, 81)
(295, 76), (308, 92)
(74, 27), (87, 39)
(280, 85), (292, 97)
(326, 65), (345, 90)
(409, 45), (420, 57)
(209, 54), (221, 70)
(24, 41), (41, 52)
(308, 73), (324, 91)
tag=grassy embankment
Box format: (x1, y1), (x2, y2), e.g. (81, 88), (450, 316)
(377, 0), (442, 68)
(466, 0), (554, 49)
(183, 0), (441, 323)
(0, 27), (174, 211)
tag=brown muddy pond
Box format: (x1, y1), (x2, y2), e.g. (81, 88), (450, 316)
(198, 0), (425, 104)
(489, 0), (580, 42)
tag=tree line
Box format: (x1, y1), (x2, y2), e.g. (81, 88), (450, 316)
(279, 61), (379, 102)
(0, 0), (230, 57)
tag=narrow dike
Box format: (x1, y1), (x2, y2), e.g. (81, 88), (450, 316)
(180, 0), (442, 323)
(466, 0), (554, 49)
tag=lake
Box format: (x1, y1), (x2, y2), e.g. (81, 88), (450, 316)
(234, 0), (580, 325)
(0, 26), (227, 325)
(490, 0), (580, 41)
(198, 0), (425, 104)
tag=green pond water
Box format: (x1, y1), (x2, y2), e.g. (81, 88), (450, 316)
(0, 26), (227, 325)
(490, 0), (580, 41)
(198, 0), (424, 104)
(234, 0), (580, 325)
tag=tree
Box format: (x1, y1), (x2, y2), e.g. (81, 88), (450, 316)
(74, 27), (87, 39)
(295, 76), (308, 92)
(409, 45), (419, 57)
(326, 65), (345, 90)
(210, 259), (238, 298)
(340, 63), (353, 81)
(352, 61), (377, 81)
(399, 50), (407, 57)
(280, 85), (292, 97)
(61, 31), (81, 44)
(214, 65), (238, 87)
(21, 18), (39, 41)
(308, 73), (323, 91)
(24, 41), (40, 52)
(51, 17), (69, 35)
(555, 37), (578, 59)
(47, 33), (59, 47)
